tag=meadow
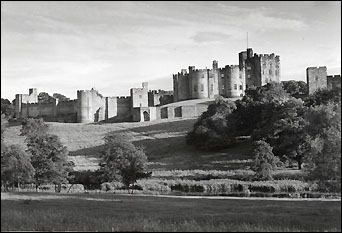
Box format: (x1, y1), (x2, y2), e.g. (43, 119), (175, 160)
(1, 192), (341, 232)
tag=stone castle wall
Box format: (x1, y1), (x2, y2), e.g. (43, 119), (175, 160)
(327, 75), (341, 91)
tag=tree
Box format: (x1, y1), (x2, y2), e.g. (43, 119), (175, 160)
(20, 118), (49, 139)
(304, 88), (341, 107)
(244, 82), (290, 104)
(1, 98), (14, 119)
(1, 145), (35, 191)
(21, 118), (74, 191)
(38, 92), (55, 104)
(252, 140), (282, 180)
(27, 134), (74, 191)
(53, 93), (70, 102)
(186, 97), (237, 150)
(99, 133), (151, 193)
(1, 113), (8, 144)
(282, 80), (308, 97)
(303, 102), (341, 192)
(252, 98), (309, 169)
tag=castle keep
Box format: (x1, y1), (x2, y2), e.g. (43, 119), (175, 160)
(173, 48), (280, 102)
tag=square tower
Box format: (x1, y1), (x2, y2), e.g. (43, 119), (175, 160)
(306, 67), (327, 94)
(130, 82), (149, 108)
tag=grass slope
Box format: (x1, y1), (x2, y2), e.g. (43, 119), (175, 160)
(4, 118), (253, 171)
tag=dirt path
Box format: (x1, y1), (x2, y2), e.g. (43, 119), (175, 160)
(1, 192), (340, 202)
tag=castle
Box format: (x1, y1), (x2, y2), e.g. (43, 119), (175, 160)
(13, 47), (281, 123)
(13, 47), (339, 123)
(173, 48), (280, 101)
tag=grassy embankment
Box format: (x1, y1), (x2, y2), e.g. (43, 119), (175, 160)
(1, 192), (341, 232)
(4, 118), (254, 171)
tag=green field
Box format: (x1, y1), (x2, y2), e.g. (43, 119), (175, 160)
(1, 192), (341, 232)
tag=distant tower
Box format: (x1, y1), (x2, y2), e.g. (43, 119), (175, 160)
(306, 66), (328, 94)
(130, 82), (149, 108)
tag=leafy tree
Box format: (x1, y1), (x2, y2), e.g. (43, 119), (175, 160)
(1, 98), (14, 119)
(245, 82), (290, 104)
(21, 118), (74, 191)
(1, 145), (35, 191)
(282, 80), (308, 97)
(303, 102), (341, 192)
(53, 93), (70, 102)
(304, 88), (341, 107)
(1, 113), (8, 143)
(232, 82), (290, 136)
(20, 118), (49, 139)
(252, 98), (309, 169)
(186, 97), (237, 150)
(252, 140), (282, 180)
(99, 133), (151, 193)
(27, 134), (74, 191)
(38, 92), (55, 104)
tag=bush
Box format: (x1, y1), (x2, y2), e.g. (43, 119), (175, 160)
(252, 141), (281, 180)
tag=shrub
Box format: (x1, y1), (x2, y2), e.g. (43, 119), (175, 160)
(252, 141), (281, 180)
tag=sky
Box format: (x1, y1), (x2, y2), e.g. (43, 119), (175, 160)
(1, 1), (341, 100)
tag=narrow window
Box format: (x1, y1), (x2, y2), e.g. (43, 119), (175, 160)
(239, 85), (243, 90)
(222, 85), (225, 90)
(201, 84), (204, 92)
(234, 84), (237, 90)
(221, 74), (224, 78)
(210, 84), (213, 92)
(269, 70), (272, 75)
(194, 85), (197, 92)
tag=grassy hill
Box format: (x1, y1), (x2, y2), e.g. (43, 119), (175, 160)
(4, 118), (254, 172)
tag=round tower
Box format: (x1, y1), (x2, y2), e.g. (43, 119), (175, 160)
(190, 69), (209, 99)
(227, 65), (242, 98)
(77, 90), (92, 123)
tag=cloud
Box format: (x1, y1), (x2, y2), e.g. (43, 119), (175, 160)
(246, 12), (308, 32)
(190, 32), (232, 44)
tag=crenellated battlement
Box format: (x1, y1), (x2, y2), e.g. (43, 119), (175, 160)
(224, 65), (240, 69)
(327, 75), (341, 78)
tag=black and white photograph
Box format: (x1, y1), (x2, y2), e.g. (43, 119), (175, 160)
(1, 1), (341, 232)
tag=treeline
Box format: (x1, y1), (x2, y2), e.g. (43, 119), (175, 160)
(186, 81), (341, 192)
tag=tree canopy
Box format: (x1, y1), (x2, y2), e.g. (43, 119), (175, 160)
(20, 118), (74, 190)
(99, 133), (151, 193)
